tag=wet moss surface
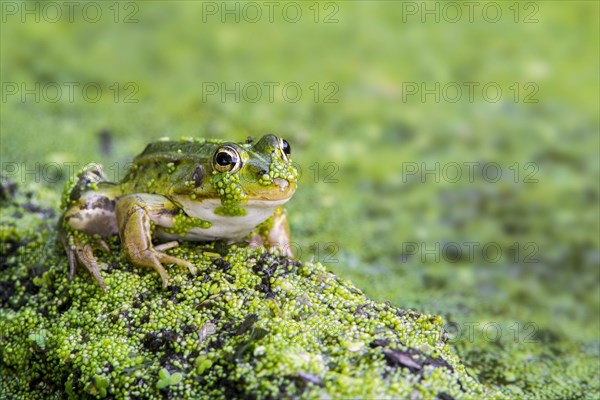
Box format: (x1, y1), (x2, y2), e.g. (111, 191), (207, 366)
(0, 182), (497, 399)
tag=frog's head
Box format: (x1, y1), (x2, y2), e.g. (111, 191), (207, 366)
(214, 134), (298, 199)
(170, 135), (298, 217)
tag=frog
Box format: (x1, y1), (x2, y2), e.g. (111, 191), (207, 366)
(59, 134), (298, 292)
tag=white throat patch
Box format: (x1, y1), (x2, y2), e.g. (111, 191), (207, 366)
(155, 198), (290, 242)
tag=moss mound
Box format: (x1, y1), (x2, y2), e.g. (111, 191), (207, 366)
(0, 181), (498, 399)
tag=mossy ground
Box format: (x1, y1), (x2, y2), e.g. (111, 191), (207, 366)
(0, 183), (496, 399)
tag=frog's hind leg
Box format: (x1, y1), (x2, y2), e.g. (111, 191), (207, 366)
(60, 167), (119, 292)
(60, 215), (114, 292)
(58, 217), (112, 292)
(116, 194), (197, 289)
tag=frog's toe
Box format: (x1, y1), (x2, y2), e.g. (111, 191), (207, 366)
(148, 259), (170, 289)
(154, 241), (180, 252)
(127, 248), (197, 288)
(75, 244), (108, 293)
(126, 249), (170, 288)
(93, 238), (110, 253)
(67, 247), (77, 281)
(152, 242), (196, 275)
(156, 252), (197, 276)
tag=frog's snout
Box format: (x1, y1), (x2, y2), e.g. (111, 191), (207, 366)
(273, 178), (289, 192)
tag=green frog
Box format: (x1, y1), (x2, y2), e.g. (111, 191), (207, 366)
(60, 135), (298, 292)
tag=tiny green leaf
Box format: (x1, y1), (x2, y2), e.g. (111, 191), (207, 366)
(158, 368), (170, 380)
(169, 372), (183, 385)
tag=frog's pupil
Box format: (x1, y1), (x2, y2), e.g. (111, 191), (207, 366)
(282, 139), (291, 155)
(216, 152), (234, 166)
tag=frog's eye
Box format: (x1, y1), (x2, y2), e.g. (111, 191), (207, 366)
(213, 146), (242, 173)
(280, 139), (291, 162)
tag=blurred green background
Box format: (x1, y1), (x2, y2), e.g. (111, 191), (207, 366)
(1, 1), (598, 397)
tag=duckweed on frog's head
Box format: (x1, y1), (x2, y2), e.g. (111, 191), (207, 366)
(124, 134), (298, 215)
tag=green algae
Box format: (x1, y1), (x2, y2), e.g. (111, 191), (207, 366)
(211, 171), (249, 217)
(161, 210), (212, 236)
(0, 182), (497, 399)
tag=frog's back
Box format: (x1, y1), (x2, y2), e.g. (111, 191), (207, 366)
(133, 139), (224, 165)
(120, 139), (225, 191)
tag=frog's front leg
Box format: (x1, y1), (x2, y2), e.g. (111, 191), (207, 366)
(267, 207), (293, 257)
(116, 194), (197, 288)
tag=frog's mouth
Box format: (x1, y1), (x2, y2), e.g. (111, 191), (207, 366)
(247, 179), (297, 202)
(273, 178), (290, 192)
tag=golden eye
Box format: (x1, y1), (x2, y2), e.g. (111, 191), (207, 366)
(280, 138), (291, 162)
(213, 146), (242, 173)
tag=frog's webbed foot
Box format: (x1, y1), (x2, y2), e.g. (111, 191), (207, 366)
(71, 243), (108, 292)
(126, 245), (195, 289)
(117, 195), (197, 289)
(60, 231), (110, 293)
